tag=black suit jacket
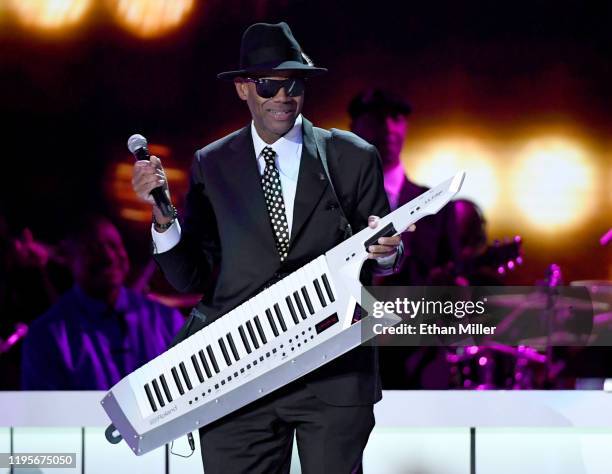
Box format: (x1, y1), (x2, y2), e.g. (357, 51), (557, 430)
(154, 117), (390, 406)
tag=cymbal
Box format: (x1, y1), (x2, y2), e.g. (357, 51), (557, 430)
(594, 312), (612, 329)
(571, 280), (612, 292)
(146, 292), (202, 308)
(570, 281), (612, 303)
(487, 293), (609, 312)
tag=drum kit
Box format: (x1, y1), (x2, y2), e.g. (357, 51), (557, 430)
(446, 266), (612, 389)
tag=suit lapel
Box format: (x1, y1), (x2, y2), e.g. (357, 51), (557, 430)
(398, 177), (420, 204)
(224, 125), (277, 251)
(289, 118), (329, 247)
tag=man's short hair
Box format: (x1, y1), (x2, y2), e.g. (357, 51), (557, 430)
(348, 88), (412, 119)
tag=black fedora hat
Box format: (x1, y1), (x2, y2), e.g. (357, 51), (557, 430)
(217, 22), (327, 80)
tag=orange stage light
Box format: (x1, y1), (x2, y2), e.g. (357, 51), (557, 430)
(8, 0), (91, 31)
(408, 137), (500, 214)
(511, 136), (597, 231)
(107, 0), (194, 38)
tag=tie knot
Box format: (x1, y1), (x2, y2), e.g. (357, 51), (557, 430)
(262, 146), (276, 165)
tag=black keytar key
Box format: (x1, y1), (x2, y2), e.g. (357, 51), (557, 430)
(179, 362), (193, 390)
(265, 309), (279, 337)
(274, 303), (288, 331)
(144, 383), (158, 412)
(239, 325), (252, 354)
(191, 354), (205, 383)
(171, 367), (185, 395)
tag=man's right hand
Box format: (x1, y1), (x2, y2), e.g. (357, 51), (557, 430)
(132, 155), (173, 224)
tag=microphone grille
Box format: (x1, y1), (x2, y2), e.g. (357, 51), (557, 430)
(127, 134), (147, 153)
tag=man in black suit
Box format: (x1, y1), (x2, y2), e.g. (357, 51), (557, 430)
(132, 23), (402, 474)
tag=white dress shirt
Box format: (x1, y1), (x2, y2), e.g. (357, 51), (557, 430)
(384, 163), (407, 211)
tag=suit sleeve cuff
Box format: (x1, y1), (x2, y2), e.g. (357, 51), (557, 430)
(372, 240), (404, 276)
(151, 220), (182, 254)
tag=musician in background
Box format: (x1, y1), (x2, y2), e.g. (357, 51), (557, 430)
(0, 216), (69, 389)
(132, 22), (402, 474)
(452, 198), (504, 286)
(2, 224), (60, 327)
(349, 89), (459, 389)
(21, 216), (184, 390)
(349, 88), (460, 286)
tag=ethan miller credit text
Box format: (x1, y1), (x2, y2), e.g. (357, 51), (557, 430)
(370, 297), (496, 336)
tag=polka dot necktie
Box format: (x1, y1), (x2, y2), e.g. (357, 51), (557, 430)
(261, 146), (290, 261)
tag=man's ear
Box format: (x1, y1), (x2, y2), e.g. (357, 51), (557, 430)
(234, 78), (248, 101)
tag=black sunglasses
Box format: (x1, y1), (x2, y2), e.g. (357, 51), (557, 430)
(245, 77), (306, 99)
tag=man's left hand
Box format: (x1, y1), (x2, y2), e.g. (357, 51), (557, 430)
(366, 215), (413, 259)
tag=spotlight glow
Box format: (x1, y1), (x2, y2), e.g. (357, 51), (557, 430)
(109, 0), (194, 38)
(408, 137), (499, 213)
(511, 137), (596, 231)
(9, 0), (91, 30)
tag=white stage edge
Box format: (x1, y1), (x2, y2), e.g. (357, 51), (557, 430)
(1, 391), (612, 473)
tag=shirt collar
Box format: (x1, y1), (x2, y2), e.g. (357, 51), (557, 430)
(384, 164), (406, 209)
(251, 114), (303, 159)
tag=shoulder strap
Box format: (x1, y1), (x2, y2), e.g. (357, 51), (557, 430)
(312, 127), (332, 186)
(313, 127), (353, 238)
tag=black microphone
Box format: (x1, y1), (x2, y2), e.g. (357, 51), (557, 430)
(127, 134), (174, 217)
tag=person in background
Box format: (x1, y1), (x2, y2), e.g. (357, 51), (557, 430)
(455, 198), (487, 253)
(21, 215), (184, 390)
(0, 216), (69, 389)
(349, 88), (460, 389)
(349, 88), (459, 286)
(452, 198), (505, 285)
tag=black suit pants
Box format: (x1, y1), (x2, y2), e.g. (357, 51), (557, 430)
(199, 381), (374, 474)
